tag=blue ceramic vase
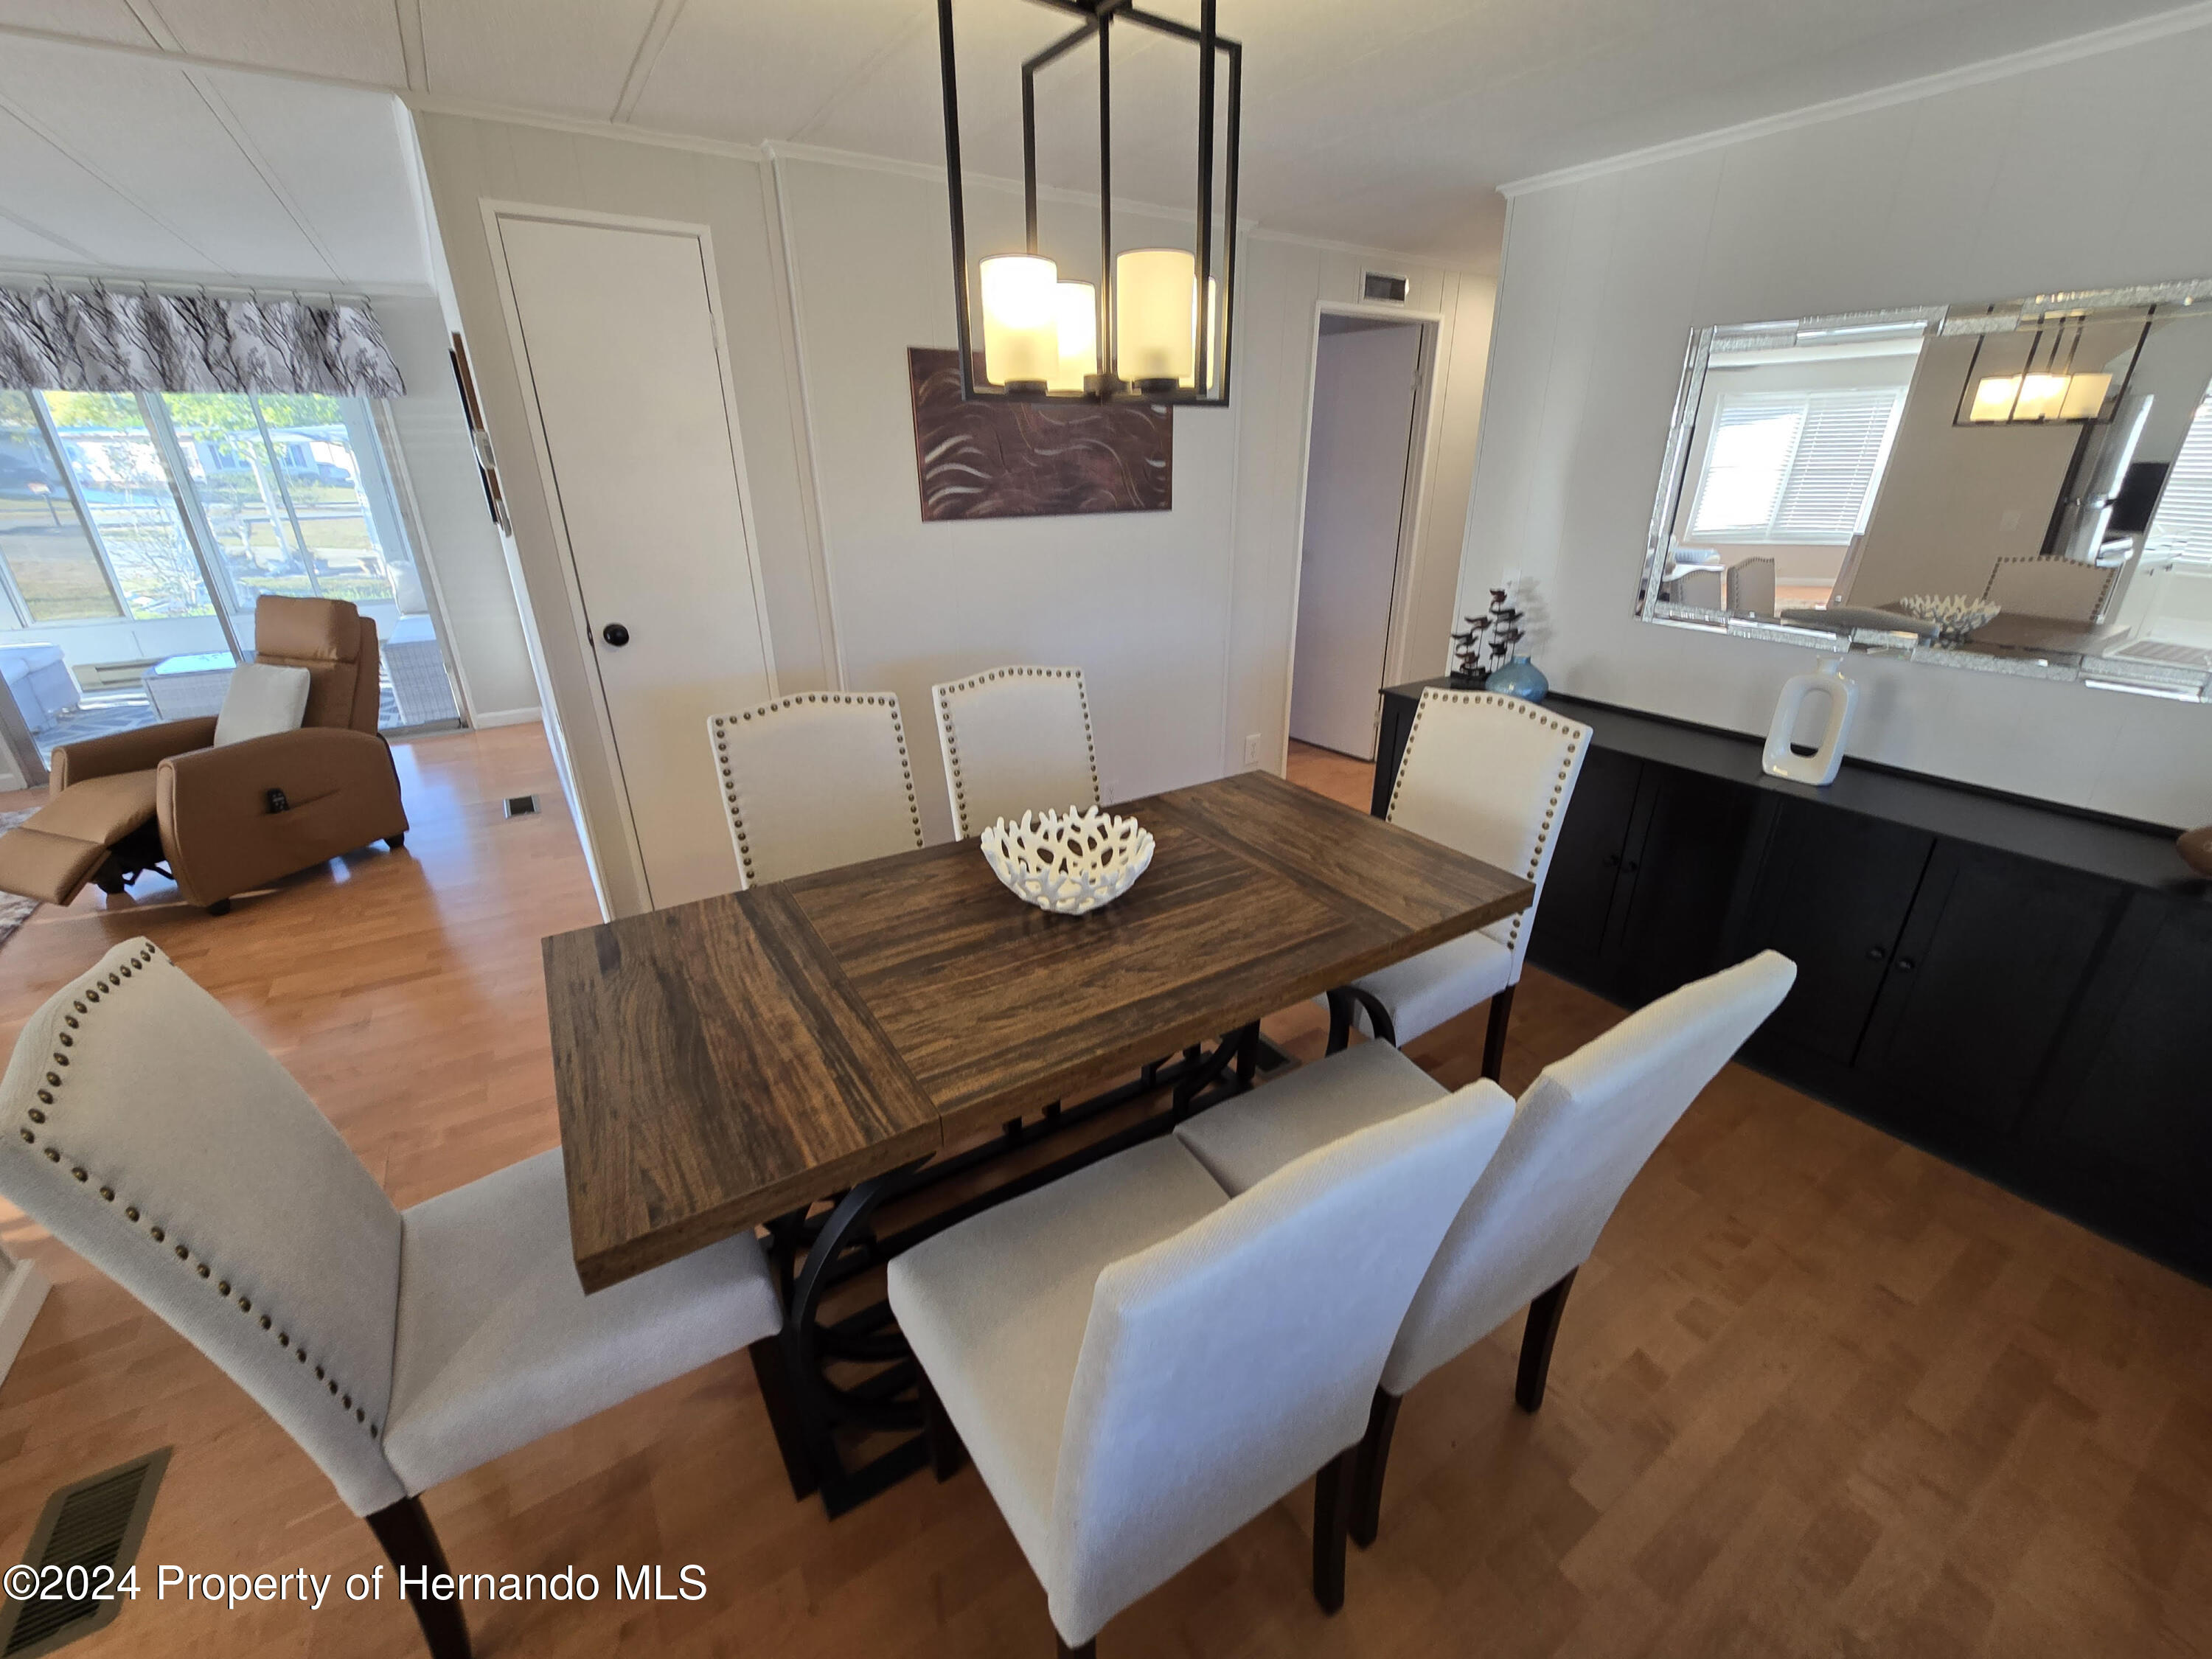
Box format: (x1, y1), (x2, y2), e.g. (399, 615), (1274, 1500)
(1484, 654), (1548, 703)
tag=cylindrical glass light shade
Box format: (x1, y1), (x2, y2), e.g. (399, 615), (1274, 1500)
(1115, 248), (1197, 386)
(980, 255), (1060, 386)
(1969, 376), (2020, 422)
(2059, 371), (2112, 420)
(2014, 372), (2069, 422)
(1048, 281), (1098, 392)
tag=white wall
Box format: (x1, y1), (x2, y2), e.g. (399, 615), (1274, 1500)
(372, 292), (540, 721)
(412, 109), (1497, 906)
(411, 112), (840, 914)
(1457, 20), (2212, 828)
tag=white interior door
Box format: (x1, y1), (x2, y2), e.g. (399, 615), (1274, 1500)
(1290, 320), (1422, 760)
(495, 214), (774, 908)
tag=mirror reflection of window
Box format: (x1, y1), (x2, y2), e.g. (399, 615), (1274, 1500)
(1668, 327), (1921, 616)
(2144, 392), (2212, 567)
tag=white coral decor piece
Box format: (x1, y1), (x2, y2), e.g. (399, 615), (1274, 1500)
(981, 806), (1155, 915)
(1893, 594), (2002, 640)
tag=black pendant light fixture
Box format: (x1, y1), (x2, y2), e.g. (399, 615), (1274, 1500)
(936, 0), (1239, 406)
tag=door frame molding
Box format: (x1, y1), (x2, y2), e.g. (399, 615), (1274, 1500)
(1282, 300), (1444, 761)
(480, 200), (779, 912)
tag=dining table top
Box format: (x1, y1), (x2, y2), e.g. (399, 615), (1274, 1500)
(543, 768), (1534, 1293)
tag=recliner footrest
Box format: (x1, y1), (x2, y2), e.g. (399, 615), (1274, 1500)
(0, 770), (161, 906)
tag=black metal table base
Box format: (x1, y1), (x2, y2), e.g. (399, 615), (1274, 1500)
(765, 1023), (1267, 1516)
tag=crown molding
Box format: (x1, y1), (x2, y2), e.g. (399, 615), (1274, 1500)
(762, 138), (1263, 232)
(406, 94), (768, 163)
(1501, 0), (2212, 198)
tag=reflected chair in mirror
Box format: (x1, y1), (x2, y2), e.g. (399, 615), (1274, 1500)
(1181, 950), (1795, 1548)
(887, 1071), (1514, 1655)
(930, 666), (1100, 840)
(712, 691), (926, 886)
(1323, 689), (1591, 1077)
(1983, 557), (2120, 626)
(0, 939), (783, 1659)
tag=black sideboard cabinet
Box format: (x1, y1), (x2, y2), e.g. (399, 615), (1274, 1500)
(1375, 679), (2212, 1281)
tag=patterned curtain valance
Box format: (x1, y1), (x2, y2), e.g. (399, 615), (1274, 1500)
(0, 285), (406, 399)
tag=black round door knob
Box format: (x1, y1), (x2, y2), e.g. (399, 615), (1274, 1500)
(601, 622), (630, 647)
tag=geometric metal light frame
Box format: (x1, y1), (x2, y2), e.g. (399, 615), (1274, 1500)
(936, 0), (1240, 406)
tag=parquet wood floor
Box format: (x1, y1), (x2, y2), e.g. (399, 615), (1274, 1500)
(0, 728), (2205, 1659)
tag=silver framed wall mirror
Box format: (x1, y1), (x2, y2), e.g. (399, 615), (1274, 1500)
(1642, 279), (2212, 701)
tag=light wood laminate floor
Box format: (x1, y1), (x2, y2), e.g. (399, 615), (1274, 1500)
(1, 728), (2207, 1658)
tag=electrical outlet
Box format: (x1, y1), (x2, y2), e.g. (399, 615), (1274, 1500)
(1243, 732), (1263, 766)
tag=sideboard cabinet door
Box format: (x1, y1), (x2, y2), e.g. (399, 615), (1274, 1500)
(1856, 844), (2128, 1138)
(1527, 746), (1643, 993)
(1740, 799), (1935, 1066)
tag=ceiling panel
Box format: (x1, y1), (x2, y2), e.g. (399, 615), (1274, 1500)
(627, 0), (925, 142)
(198, 67), (427, 286)
(0, 106), (212, 269)
(0, 0), (156, 46)
(0, 210), (86, 265)
(0, 38), (332, 276)
(420, 0), (663, 117)
(0, 0), (2200, 265)
(150, 0), (408, 86)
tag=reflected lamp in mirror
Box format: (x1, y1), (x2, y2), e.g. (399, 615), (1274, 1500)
(1643, 281), (2212, 701)
(1954, 310), (2145, 426)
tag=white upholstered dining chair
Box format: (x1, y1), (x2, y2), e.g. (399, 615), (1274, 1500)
(888, 1079), (1513, 1655)
(0, 938), (783, 1659)
(712, 690), (925, 886)
(930, 665), (1101, 839)
(1184, 950), (1795, 1545)
(1325, 689), (1591, 1077)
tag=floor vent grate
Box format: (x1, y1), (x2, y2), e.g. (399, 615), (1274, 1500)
(0, 1449), (169, 1658)
(504, 794), (540, 818)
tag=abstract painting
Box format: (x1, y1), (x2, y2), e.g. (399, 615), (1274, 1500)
(907, 347), (1172, 521)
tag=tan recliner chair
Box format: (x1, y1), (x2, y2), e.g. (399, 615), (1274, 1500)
(0, 597), (408, 916)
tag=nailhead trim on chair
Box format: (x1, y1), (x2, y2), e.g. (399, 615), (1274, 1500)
(931, 666), (1101, 840)
(710, 692), (925, 888)
(1386, 690), (1587, 956)
(12, 942), (382, 1442)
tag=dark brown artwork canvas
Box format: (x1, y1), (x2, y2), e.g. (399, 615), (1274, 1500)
(907, 347), (1172, 521)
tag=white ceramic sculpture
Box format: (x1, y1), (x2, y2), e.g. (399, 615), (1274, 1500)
(981, 806), (1155, 915)
(1892, 594), (2002, 640)
(1763, 657), (1858, 787)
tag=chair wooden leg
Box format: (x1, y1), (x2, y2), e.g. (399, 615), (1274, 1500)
(746, 1334), (819, 1501)
(919, 1369), (967, 1481)
(1350, 1388), (1401, 1548)
(1057, 1639), (1096, 1658)
(1481, 983), (1516, 1081)
(1515, 1267), (1578, 1413)
(364, 1495), (470, 1659)
(1312, 1445), (1357, 1613)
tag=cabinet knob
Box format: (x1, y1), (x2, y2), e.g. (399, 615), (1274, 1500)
(1893, 956), (1916, 973)
(1601, 852), (1620, 868)
(1865, 945), (1887, 961)
(601, 622), (630, 647)
(1620, 860), (1640, 875)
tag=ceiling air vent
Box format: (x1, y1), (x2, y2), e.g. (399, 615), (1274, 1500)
(1362, 271), (1410, 304)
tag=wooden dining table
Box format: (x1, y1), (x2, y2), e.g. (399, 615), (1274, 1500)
(543, 766), (1533, 1511)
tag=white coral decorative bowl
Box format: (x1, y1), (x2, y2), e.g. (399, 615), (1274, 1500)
(981, 807), (1155, 916)
(1892, 594), (2002, 640)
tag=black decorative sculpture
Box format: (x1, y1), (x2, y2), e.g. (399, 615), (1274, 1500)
(1451, 588), (1526, 688)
